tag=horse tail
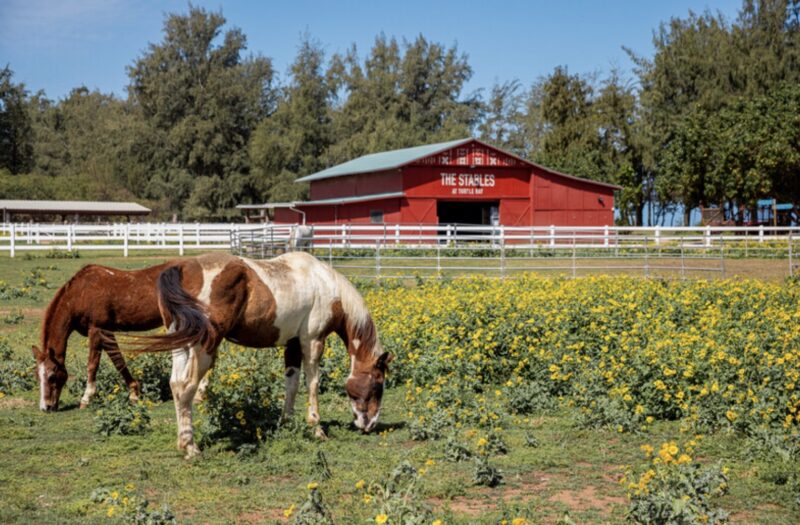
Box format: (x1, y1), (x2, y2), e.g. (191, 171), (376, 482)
(133, 265), (215, 353)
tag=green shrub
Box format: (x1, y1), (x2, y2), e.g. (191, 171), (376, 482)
(288, 483), (335, 525)
(360, 461), (434, 525)
(0, 338), (35, 394)
(90, 484), (176, 524)
(626, 442), (729, 524)
(93, 386), (151, 437)
(473, 454), (503, 487)
(196, 344), (283, 450)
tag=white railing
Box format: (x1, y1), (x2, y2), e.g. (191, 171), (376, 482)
(231, 223), (800, 280)
(0, 222), (265, 257)
(2, 223), (799, 279)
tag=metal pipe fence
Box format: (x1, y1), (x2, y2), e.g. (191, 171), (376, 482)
(1, 222), (798, 279)
(231, 223), (800, 280)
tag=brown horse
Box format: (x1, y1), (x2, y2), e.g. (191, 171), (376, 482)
(32, 262), (176, 411)
(135, 252), (392, 458)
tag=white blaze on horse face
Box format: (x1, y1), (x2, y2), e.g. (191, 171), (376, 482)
(38, 362), (47, 411)
(351, 400), (368, 430)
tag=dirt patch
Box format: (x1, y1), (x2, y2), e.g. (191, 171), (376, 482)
(0, 307), (44, 317)
(239, 508), (285, 523)
(729, 503), (783, 523)
(548, 485), (626, 515)
(430, 471), (558, 516)
(0, 396), (33, 410)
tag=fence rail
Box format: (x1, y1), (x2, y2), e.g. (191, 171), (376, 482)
(2, 222), (799, 279)
(231, 223), (800, 280)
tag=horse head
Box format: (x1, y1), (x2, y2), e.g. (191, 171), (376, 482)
(345, 349), (393, 432)
(31, 345), (68, 412)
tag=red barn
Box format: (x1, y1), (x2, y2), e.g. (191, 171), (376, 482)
(255, 138), (619, 227)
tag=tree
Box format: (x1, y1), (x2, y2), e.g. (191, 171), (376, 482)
(127, 6), (274, 219)
(478, 80), (527, 157)
(328, 34), (478, 163)
(0, 66), (34, 174)
(249, 35), (333, 204)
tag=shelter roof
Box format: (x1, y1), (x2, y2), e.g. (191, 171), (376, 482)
(0, 199), (151, 215)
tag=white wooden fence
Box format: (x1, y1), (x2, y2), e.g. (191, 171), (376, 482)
(0, 222), (264, 257)
(1, 222), (799, 265)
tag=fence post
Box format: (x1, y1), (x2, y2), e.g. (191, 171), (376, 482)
(67, 224), (73, 252)
(704, 225), (711, 248)
(644, 235), (649, 278)
(500, 225), (506, 279)
(758, 224), (764, 243)
(436, 244), (441, 279)
(571, 234), (577, 278)
(719, 234), (725, 277)
(179, 224), (185, 256)
(790, 233), (794, 278)
(603, 225), (609, 248)
(376, 242), (381, 280)
(549, 225), (555, 248)
(655, 226), (661, 246)
(124, 223), (129, 257)
(680, 235), (685, 279)
(10, 223), (15, 258)
(196, 223), (201, 247)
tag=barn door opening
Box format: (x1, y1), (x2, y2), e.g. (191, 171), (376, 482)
(437, 201), (499, 226)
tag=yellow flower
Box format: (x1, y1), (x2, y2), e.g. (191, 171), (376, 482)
(307, 482), (318, 490)
(425, 459), (436, 466)
(477, 437), (488, 447)
(236, 410), (245, 420)
(432, 521), (443, 525)
(355, 479), (365, 490)
(363, 493), (373, 503)
(640, 444), (654, 457)
(375, 513), (388, 524)
(110, 491), (119, 500)
(283, 504), (295, 518)
(512, 519), (528, 525)
(124, 483), (135, 491)
(107, 506), (115, 517)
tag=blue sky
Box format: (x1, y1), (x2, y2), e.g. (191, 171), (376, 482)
(1, 0), (743, 101)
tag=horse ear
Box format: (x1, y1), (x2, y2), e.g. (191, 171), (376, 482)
(31, 345), (42, 360)
(376, 352), (394, 370)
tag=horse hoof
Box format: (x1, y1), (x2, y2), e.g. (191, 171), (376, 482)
(314, 426), (328, 440)
(79, 401), (89, 409)
(184, 444), (201, 460)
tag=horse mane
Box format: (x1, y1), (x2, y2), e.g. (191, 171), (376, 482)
(332, 270), (381, 360)
(40, 266), (87, 350)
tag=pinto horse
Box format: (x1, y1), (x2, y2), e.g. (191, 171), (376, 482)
(32, 262), (175, 411)
(135, 252), (393, 458)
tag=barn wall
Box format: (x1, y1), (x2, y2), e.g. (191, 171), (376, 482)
(401, 198), (438, 224)
(530, 169), (615, 226)
(309, 170), (402, 200)
(403, 166), (530, 200)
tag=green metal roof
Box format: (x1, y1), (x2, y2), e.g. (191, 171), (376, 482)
(295, 138), (471, 183)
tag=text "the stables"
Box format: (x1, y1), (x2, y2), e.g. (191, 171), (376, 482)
(440, 173), (496, 187)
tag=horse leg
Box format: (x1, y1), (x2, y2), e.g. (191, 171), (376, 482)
(80, 329), (103, 408)
(193, 373), (209, 404)
(302, 338), (326, 439)
(100, 330), (140, 402)
(170, 344), (214, 459)
(281, 337), (302, 422)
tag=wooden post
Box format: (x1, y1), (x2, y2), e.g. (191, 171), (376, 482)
(10, 223), (15, 258)
(123, 223), (129, 257)
(179, 224), (185, 256)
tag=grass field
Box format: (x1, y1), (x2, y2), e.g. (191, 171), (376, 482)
(0, 252), (799, 524)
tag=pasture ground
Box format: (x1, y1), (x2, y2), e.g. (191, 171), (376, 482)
(0, 252), (798, 524)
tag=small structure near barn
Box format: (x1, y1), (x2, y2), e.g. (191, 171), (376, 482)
(0, 199), (151, 223)
(238, 138), (619, 227)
